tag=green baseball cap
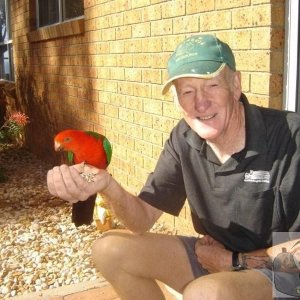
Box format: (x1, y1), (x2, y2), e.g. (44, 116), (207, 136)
(162, 34), (236, 94)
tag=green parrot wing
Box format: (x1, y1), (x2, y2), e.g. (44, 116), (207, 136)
(103, 137), (112, 166)
(85, 131), (101, 140)
(85, 131), (113, 166)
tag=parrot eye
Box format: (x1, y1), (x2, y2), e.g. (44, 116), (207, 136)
(64, 137), (72, 143)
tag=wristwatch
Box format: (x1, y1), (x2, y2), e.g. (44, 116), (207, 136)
(232, 251), (244, 271)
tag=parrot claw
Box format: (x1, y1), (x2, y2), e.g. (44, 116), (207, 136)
(80, 172), (96, 182)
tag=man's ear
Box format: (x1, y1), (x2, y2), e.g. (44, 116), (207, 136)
(233, 71), (242, 101)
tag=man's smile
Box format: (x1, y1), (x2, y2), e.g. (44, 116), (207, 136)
(197, 113), (217, 121)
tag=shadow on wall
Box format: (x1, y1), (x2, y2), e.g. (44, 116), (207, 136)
(14, 56), (60, 165)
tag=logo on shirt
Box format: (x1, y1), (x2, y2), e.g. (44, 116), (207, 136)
(244, 170), (270, 183)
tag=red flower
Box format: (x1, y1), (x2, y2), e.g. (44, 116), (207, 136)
(8, 112), (29, 127)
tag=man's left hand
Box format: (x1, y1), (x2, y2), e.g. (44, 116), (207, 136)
(195, 235), (232, 273)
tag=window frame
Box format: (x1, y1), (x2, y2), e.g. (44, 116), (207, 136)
(0, 0), (14, 82)
(283, 0), (299, 112)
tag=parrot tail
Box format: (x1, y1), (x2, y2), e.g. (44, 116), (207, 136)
(72, 194), (97, 227)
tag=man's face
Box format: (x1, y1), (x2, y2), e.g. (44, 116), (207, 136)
(174, 69), (241, 143)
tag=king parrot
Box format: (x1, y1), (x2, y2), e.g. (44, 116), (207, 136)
(54, 129), (112, 227)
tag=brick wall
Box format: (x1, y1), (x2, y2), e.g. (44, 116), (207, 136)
(11, 0), (285, 234)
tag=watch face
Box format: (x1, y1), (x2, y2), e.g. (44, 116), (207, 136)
(232, 264), (243, 271)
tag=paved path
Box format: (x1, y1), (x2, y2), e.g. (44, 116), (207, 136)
(10, 278), (179, 300)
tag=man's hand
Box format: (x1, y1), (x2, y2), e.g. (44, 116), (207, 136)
(47, 163), (111, 203)
(195, 235), (232, 273)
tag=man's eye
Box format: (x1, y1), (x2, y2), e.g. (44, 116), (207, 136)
(182, 90), (193, 95)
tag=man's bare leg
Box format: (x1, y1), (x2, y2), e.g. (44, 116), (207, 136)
(183, 269), (273, 300)
(92, 230), (194, 300)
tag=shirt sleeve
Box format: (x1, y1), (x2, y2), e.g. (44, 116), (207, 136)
(138, 132), (187, 216)
(279, 118), (300, 232)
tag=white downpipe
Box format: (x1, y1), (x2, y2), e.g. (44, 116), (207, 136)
(283, 0), (299, 111)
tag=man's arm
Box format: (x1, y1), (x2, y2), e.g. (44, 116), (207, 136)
(47, 163), (163, 234)
(195, 235), (300, 273)
(241, 239), (300, 273)
(101, 174), (163, 233)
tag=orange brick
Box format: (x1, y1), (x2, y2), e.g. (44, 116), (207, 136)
(116, 25), (132, 40)
(132, 22), (151, 38)
(102, 27), (116, 41)
(132, 0), (151, 8)
(113, 54), (131, 69)
(250, 73), (271, 95)
(109, 14), (124, 27)
(143, 127), (163, 146)
(173, 15), (199, 34)
(151, 19), (173, 36)
(110, 40), (125, 54)
(119, 107), (134, 122)
(235, 50), (270, 72)
(125, 67), (142, 82)
(144, 99), (163, 115)
(200, 10), (232, 31)
(142, 37), (163, 53)
(124, 9), (142, 25)
(133, 82), (151, 97)
(142, 4), (162, 21)
(142, 68), (162, 84)
(232, 7), (253, 28)
(135, 139), (153, 157)
(124, 39), (143, 53)
(215, 0), (250, 9)
(126, 96), (143, 111)
(105, 104), (119, 118)
(252, 5), (271, 26)
(162, 0), (185, 18)
(163, 102), (182, 119)
(186, 0), (214, 14)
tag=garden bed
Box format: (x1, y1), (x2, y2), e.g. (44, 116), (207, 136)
(0, 144), (101, 298)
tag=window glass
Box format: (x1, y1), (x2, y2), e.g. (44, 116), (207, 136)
(0, 0), (8, 42)
(38, 0), (59, 27)
(63, 0), (84, 21)
(37, 0), (83, 28)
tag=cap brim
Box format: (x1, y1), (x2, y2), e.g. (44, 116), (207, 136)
(162, 62), (226, 95)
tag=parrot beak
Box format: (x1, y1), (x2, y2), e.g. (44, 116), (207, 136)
(54, 140), (63, 151)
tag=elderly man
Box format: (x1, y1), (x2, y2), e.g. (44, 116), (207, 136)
(47, 34), (300, 300)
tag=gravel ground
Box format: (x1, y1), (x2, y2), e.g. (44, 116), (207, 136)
(0, 144), (170, 299)
(0, 144), (103, 299)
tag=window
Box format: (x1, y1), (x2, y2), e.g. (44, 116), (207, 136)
(37, 0), (84, 28)
(0, 0), (13, 81)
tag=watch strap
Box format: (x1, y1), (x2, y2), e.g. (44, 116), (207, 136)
(232, 251), (244, 271)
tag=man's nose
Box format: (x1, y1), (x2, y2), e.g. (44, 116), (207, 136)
(195, 89), (210, 112)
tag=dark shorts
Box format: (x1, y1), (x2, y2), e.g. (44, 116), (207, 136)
(178, 236), (300, 299)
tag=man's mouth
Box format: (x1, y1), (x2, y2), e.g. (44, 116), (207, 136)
(197, 113), (217, 121)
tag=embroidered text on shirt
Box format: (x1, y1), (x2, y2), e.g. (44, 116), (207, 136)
(244, 170), (270, 183)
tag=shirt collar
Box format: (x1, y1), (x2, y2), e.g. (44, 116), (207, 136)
(242, 94), (268, 158)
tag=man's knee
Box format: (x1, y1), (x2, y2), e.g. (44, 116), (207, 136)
(92, 231), (126, 275)
(183, 276), (224, 300)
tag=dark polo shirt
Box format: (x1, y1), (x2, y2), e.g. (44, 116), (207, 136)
(139, 95), (300, 252)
